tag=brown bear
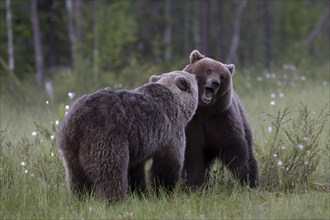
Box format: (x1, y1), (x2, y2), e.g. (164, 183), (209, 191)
(182, 50), (259, 188)
(57, 71), (198, 202)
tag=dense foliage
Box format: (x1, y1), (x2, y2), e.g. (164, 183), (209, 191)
(0, 0), (329, 97)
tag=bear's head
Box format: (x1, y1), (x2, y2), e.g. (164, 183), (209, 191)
(150, 71), (198, 121)
(183, 50), (235, 107)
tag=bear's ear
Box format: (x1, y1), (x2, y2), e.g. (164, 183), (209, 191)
(225, 64), (235, 75)
(189, 50), (205, 64)
(150, 75), (161, 83)
(174, 76), (190, 91)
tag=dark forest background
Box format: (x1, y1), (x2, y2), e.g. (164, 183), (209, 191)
(1, 0), (329, 102)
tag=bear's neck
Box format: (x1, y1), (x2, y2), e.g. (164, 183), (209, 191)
(136, 83), (180, 121)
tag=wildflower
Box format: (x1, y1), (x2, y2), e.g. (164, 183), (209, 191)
(277, 160), (283, 167)
(68, 92), (76, 99)
(268, 126), (272, 133)
(32, 131), (37, 136)
(51, 152), (54, 157)
(270, 101), (275, 106)
(24, 170), (28, 174)
(46, 100), (49, 105)
(281, 146), (286, 150)
(273, 154), (277, 158)
(55, 120), (59, 126)
(303, 137), (308, 142)
(50, 135), (55, 141)
(304, 161), (309, 165)
(279, 93), (284, 98)
(256, 76), (263, 81)
(114, 83), (123, 89)
(301, 76), (306, 81)
(298, 144), (304, 150)
(271, 93), (276, 98)
(30, 173), (35, 177)
(21, 162), (26, 167)
(265, 73), (271, 79)
(65, 105), (70, 110)
(283, 64), (296, 71)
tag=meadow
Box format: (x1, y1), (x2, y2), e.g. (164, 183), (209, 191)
(1, 63), (329, 219)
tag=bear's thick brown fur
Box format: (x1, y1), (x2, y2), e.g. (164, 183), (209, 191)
(57, 71), (198, 202)
(182, 50), (259, 188)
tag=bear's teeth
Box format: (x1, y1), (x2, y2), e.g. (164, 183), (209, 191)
(202, 87), (214, 104)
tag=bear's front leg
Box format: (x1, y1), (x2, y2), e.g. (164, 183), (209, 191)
(220, 142), (257, 188)
(247, 156), (259, 188)
(151, 143), (184, 194)
(128, 162), (147, 195)
(183, 120), (208, 189)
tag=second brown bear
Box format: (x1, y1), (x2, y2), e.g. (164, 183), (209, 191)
(182, 50), (259, 188)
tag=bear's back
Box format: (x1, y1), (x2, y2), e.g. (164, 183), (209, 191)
(60, 87), (177, 164)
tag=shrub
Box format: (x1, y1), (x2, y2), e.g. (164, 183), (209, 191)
(257, 103), (329, 191)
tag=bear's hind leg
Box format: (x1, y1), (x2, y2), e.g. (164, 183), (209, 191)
(63, 155), (92, 197)
(82, 141), (130, 202)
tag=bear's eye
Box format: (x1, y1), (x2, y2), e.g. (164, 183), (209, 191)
(220, 75), (225, 81)
(206, 69), (212, 75)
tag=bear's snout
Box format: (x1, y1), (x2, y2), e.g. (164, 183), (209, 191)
(210, 80), (220, 90)
(199, 78), (221, 105)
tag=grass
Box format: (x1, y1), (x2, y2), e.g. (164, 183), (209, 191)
(1, 63), (329, 219)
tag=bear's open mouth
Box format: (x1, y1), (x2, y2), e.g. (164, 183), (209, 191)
(201, 87), (215, 104)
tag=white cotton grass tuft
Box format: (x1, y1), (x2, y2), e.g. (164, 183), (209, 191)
(277, 160), (283, 167)
(270, 101), (275, 106)
(298, 144), (304, 150)
(32, 131), (37, 136)
(268, 126), (272, 133)
(68, 92), (76, 99)
(20, 162), (26, 167)
(65, 105), (70, 110)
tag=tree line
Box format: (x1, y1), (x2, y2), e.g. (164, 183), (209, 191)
(1, 0), (329, 90)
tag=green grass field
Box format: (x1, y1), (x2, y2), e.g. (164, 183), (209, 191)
(1, 64), (329, 219)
